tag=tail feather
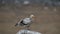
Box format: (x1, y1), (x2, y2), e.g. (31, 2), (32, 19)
(20, 23), (23, 26)
(15, 21), (24, 27)
(15, 23), (18, 26)
(20, 20), (24, 26)
(15, 19), (25, 27)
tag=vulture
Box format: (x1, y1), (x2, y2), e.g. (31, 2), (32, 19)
(15, 14), (35, 29)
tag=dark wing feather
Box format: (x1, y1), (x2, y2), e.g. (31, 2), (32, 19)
(20, 20), (24, 26)
(15, 20), (23, 26)
(15, 23), (18, 26)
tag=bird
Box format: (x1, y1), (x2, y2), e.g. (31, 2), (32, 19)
(15, 14), (35, 29)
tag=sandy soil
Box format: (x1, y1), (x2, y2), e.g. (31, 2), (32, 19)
(0, 5), (60, 34)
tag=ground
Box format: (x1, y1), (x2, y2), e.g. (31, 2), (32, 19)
(0, 5), (60, 34)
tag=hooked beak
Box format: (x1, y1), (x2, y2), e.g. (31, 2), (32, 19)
(32, 16), (36, 18)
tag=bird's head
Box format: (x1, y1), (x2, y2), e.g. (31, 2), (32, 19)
(30, 14), (35, 18)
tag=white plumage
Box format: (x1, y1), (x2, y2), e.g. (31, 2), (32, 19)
(15, 14), (35, 29)
(23, 18), (32, 24)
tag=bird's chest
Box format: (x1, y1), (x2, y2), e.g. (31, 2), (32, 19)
(23, 18), (31, 24)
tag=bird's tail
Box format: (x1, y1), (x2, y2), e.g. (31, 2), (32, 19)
(15, 19), (24, 27)
(15, 22), (23, 27)
(15, 23), (18, 26)
(20, 22), (24, 26)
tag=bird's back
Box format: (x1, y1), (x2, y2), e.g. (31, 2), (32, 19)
(15, 18), (32, 27)
(23, 18), (32, 24)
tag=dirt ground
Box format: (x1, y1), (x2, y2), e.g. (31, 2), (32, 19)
(0, 5), (60, 34)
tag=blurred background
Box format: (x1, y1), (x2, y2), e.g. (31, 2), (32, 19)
(0, 0), (60, 34)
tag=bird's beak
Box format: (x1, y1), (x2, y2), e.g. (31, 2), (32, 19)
(32, 16), (35, 18)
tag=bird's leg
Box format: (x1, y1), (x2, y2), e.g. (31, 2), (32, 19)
(23, 25), (30, 30)
(27, 25), (30, 30)
(24, 25), (25, 29)
(26, 24), (31, 30)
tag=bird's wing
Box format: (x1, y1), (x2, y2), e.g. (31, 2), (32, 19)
(18, 18), (24, 24)
(23, 18), (31, 23)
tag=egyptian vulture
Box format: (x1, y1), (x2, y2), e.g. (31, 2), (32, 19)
(15, 14), (35, 29)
